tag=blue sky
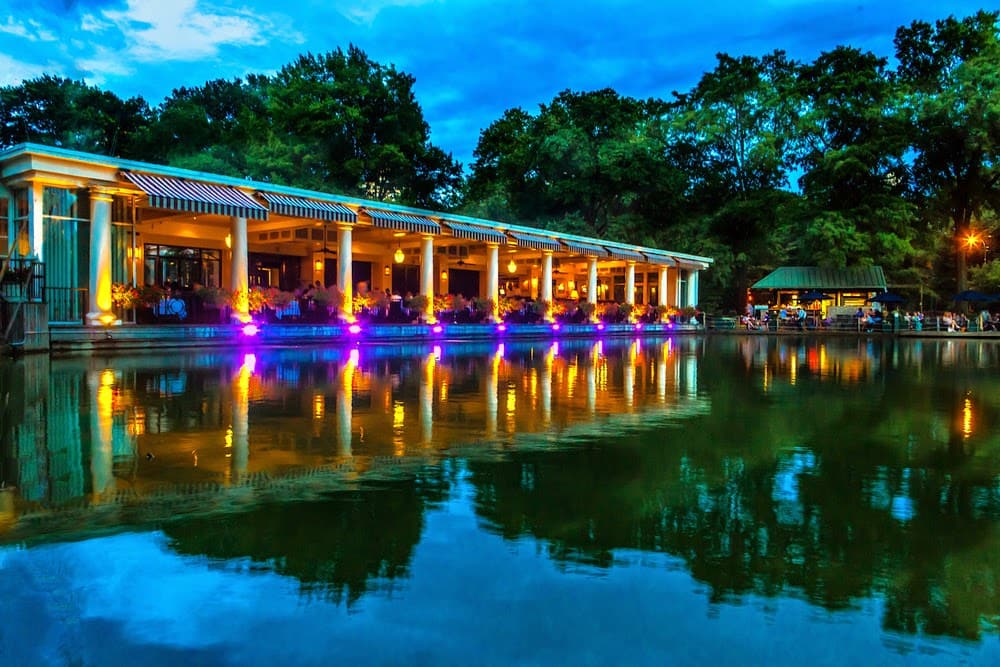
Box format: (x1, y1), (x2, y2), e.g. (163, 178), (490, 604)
(0, 0), (988, 167)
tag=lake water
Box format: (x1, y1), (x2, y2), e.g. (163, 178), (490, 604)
(0, 336), (998, 666)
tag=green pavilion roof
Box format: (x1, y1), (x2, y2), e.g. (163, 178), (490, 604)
(752, 266), (887, 291)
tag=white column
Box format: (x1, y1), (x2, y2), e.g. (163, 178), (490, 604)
(541, 250), (553, 321)
(420, 235), (435, 322)
(486, 243), (499, 321)
(87, 189), (114, 325)
(229, 216), (249, 322)
(688, 269), (700, 308)
(625, 261), (636, 313)
(588, 257), (598, 312)
(29, 181), (44, 261)
(658, 267), (669, 307)
(337, 224), (353, 322)
(675, 268), (685, 308)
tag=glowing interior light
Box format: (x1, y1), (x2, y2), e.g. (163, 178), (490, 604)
(348, 324), (362, 334)
(432, 325), (443, 333)
(241, 323), (259, 336)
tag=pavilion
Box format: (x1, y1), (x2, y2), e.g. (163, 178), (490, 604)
(0, 143), (712, 350)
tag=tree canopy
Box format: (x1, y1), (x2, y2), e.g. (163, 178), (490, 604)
(1, 13), (997, 311)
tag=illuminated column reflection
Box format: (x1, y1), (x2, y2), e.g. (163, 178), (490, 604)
(229, 353), (253, 484)
(624, 341), (637, 410)
(420, 350), (436, 446)
(88, 369), (115, 499)
(337, 350), (358, 457)
(587, 342), (599, 415)
(541, 343), (555, 426)
(684, 353), (698, 397)
(486, 345), (501, 438)
(657, 341), (670, 402)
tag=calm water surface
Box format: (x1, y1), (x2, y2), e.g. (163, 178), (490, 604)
(1, 336), (999, 665)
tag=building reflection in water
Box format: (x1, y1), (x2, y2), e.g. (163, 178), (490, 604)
(1, 336), (999, 643)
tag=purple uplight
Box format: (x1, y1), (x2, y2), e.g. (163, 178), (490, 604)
(432, 324), (443, 334)
(597, 323), (605, 331)
(635, 323), (643, 331)
(348, 324), (362, 335)
(241, 323), (259, 337)
(497, 324), (507, 332)
(667, 322), (674, 329)
(552, 323), (561, 332)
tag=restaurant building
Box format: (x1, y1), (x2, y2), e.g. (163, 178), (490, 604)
(0, 143), (712, 350)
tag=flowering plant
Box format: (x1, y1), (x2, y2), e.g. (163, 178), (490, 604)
(111, 283), (140, 308)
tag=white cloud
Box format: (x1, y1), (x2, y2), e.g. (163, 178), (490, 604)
(332, 0), (439, 25)
(75, 46), (135, 86)
(0, 16), (57, 41)
(97, 0), (299, 63)
(0, 52), (58, 86)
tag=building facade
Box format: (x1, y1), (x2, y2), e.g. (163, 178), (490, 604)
(1, 143), (712, 334)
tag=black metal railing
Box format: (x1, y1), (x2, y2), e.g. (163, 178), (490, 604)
(0, 257), (45, 302)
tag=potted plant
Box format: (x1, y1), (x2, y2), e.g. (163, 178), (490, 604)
(654, 304), (669, 322)
(579, 301), (596, 322)
(310, 286), (342, 322)
(618, 302), (635, 322)
(681, 305), (697, 323)
(532, 299), (551, 321)
(407, 294), (429, 322)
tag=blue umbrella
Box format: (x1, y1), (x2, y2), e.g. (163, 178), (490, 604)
(953, 290), (992, 302)
(867, 292), (906, 304)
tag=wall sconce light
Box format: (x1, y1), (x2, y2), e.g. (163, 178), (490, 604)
(314, 260), (323, 271)
(441, 269), (448, 280)
(384, 264), (391, 276)
(507, 258), (517, 274)
(224, 233), (232, 249)
(394, 246), (405, 264)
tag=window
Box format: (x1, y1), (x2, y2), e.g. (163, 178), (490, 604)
(144, 244), (221, 289)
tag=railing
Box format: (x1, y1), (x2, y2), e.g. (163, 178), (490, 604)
(1, 257), (46, 346)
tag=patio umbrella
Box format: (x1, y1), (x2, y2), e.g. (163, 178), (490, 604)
(866, 292), (906, 304)
(952, 289), (993, 303)
(799, 290), (833, 301)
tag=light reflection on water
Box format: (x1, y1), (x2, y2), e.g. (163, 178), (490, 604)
(0, 336), (999, 665)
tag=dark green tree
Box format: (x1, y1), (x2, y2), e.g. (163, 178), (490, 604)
(0, 75), (151, 157)
(894, 11), (1000, 293)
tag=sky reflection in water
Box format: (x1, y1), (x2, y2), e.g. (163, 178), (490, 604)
(0, 336), (999, 665)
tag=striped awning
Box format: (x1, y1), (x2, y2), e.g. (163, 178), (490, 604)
(607, 247), (645, 262)
(121, 171), (268, 220)
(509, 231), (562, 253)
(365, 208), (440, 235)
(444, 220), (508, 244)
(561, 239), (609, 257)
(258, 192), (356, 222)
(642, 251), (677, 267)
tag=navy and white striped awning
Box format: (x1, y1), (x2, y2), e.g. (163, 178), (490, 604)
(561, 239), (609, 257)
(509, 231), (562, 253)
(642, 251), (677, 266)
(258, 192), (356, 222)
(607, 247), (645, 262)
(444, 220), (508, 244)
(122, 171), (268, 220)
(365, 208), (440, 234)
